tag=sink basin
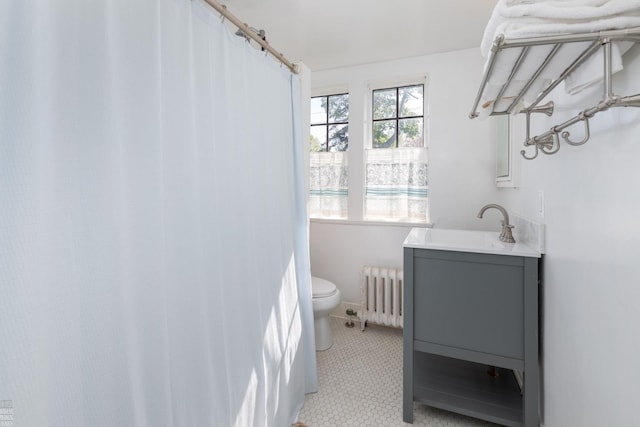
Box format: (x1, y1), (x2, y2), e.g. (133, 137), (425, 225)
(403, 227), (541, 257)
(425, 228), (496, 246)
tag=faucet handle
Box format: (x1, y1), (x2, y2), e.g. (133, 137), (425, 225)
(501, 224), (516, 244)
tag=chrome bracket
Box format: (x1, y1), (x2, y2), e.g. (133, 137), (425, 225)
(520, 40), (640, 160)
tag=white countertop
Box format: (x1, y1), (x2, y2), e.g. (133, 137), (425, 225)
(403, 227), (542, 258)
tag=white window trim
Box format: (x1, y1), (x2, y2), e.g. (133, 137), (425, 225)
(362, 75), (430, 224)
(365, 75), (429, 150)
(311, 217), (432, 228)
(311, 84), (350, 98)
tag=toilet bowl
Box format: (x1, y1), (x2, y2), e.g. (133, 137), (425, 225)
(311, 276), (341, 351)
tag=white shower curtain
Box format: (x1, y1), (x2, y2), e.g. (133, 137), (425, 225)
(0, 0), (316, 426)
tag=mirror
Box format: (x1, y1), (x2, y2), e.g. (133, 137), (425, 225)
(496, 115), (519, 188)
(496, 115), (510, 179)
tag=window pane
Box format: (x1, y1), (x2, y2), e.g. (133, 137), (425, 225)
(328, 94), (349, 123)
(310, 97), (327, 125)
(399, 85), (423, 118)
(328, 124), (348, 152)
(398, 118), (423, 147)
(310, 125), (327, 152)
(373, 120), (396, 148)
(373, 89), (396, 120)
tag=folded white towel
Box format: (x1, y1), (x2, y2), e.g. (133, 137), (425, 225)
(565, 41), (628, 94)
(482, 0), (640, 57)
(482, 45), (551, 112)
(501, 0), (640, 20)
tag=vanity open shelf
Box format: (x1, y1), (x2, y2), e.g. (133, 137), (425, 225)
(413, 353), (522, 426)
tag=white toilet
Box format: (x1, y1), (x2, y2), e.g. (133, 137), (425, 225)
(311, 276), (342, 351)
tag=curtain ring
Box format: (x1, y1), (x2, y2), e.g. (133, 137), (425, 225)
(220, 5), (226, 23)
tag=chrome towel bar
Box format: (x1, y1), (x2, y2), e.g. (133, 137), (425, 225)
(470, 27), (640, 159)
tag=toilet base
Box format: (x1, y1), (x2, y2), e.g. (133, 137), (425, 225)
(314, 315), (333, 351)
(311, 277), (341, 352)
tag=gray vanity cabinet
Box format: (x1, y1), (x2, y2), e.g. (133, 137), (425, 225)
(403, 247), (540, 427)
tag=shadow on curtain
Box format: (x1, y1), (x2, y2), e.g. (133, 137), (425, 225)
(0, 0), (316, 425)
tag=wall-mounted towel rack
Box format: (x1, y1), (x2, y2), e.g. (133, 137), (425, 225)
(470, 27), (640, 160)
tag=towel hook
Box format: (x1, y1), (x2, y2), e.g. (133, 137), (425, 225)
(520, 111), (540, 159)
(540, 132), (561, 155)
(561, 113), (591, 146)
(520, 144), (539, 160)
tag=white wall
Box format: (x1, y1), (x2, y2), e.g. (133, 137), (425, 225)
(310, 48), (503, 305)
(311, 43), (640, 426)
(500, 46), (640, 427)
(310, 221), (413, 303)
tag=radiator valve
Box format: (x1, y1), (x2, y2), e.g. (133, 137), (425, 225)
(345, 308), (357, 328)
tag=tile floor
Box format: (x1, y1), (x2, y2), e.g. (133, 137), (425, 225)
(296, 317), (499, 427)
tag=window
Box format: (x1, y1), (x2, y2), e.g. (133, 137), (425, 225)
(310, 94), (349, 152)
(308, 81), (428, 224)
(309, 94), (349, 219)
(372, 85), (424, 148)
(365, 84), (428, 223)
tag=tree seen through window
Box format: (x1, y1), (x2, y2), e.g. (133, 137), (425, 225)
(372, 85), (424, 148)
(310, 94), (349, 152)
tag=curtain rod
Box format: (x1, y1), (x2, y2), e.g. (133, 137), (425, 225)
(201, 0), (298, 74)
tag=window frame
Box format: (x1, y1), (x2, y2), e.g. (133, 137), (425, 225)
(366, 76), (429, 149)
(363, 76), (430, 224)
(371, 84), (425, 149)
(310, 93), (349, 152)
(308, 75), (431, 225)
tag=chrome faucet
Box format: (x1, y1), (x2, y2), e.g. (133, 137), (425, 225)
(477, 204), (516, 243)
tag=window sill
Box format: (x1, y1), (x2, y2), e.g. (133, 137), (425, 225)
(310, 218), (433, 228)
